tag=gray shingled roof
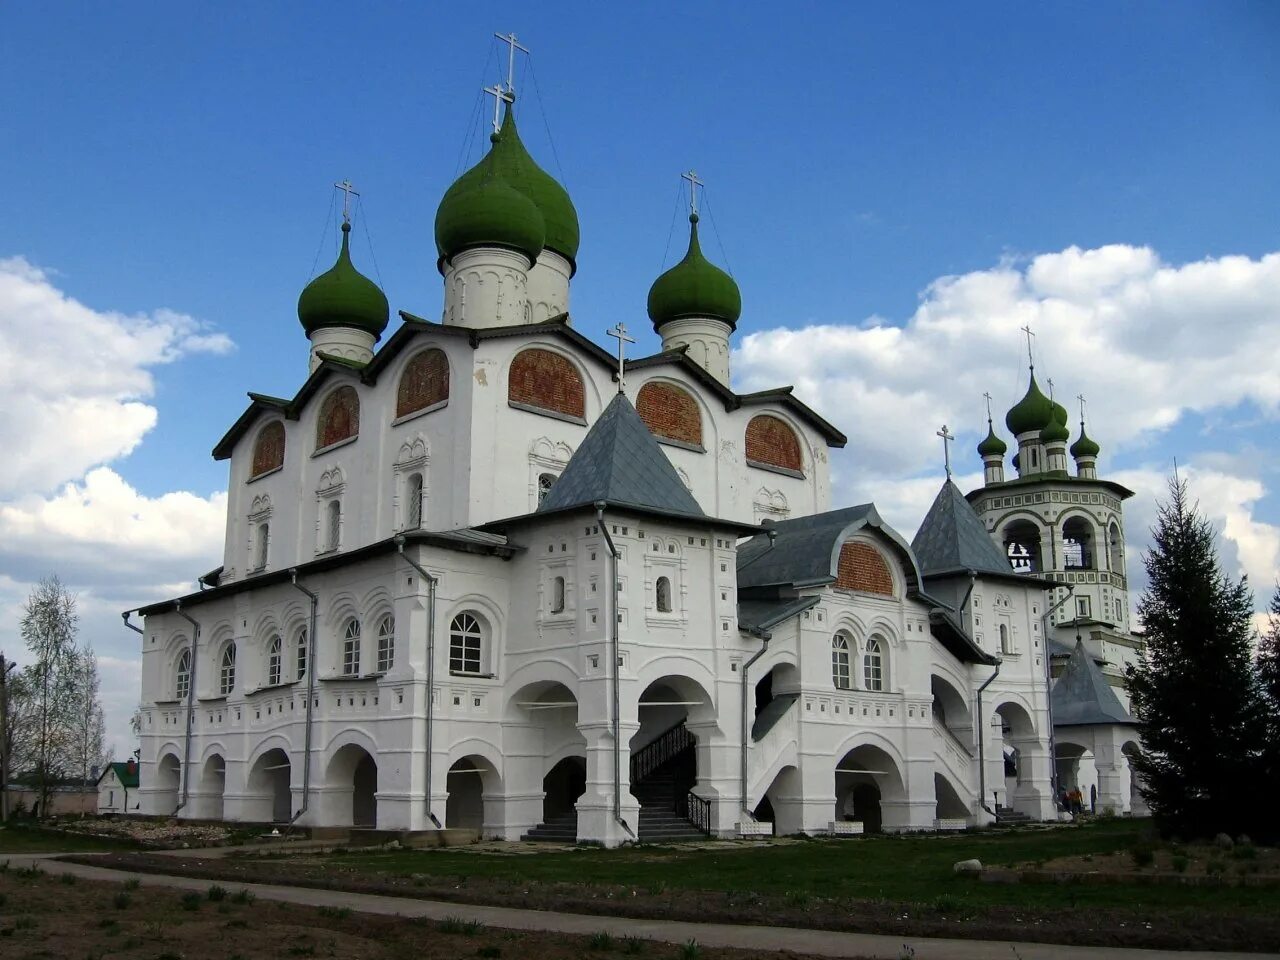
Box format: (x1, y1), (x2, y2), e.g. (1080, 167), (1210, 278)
(737, 596), (821, 637)
(536, 392), (706, 519)
(1051, 639), (1135, 726)
(737, 504), (921, 590)
(912, 479), (1018, 579)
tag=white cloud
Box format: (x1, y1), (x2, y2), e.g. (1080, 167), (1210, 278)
(0, 256), (233, 496)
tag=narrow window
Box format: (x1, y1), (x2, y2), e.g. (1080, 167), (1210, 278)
(551, 576), (566, 614)
(175, 649), (191, 700)
(655, 576), (672, 613)
(999, 623), (1012, 654)
(863, 637), (884, 691)
(326, 500), (341, 551)
(220, 642), (237, 696)
(255, 522), (269, 571)
(406, 473), (424, 529)
(449, 612), (483, 675)
(342, 619), (361, 676)
(1076, 596), (1092, 619)
(267, 634), (282, 686)
(296, 628), (308, 681)
(376, 615), (395, 673)
(537, 472), (557, 505)
(832, 634), (851, 690)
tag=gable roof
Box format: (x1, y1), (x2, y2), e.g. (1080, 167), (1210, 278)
(97, 761), (139, 789)
(1051, 639), (1135, 726)
(912, 479), (1038, 584)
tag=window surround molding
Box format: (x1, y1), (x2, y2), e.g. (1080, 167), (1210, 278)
(391, 398), (448, 427)
(394, 436), (430, 532)
(311, 433), (358, 458)
(315, 467), (346, 555)
(644, 551), (687, 627)
(528, 437), (573, 510)
(539, 560), (574, 623)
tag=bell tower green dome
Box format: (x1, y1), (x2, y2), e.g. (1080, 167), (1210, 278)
(434, 100), (579, 270)
(298, 222), (389, 338)
(1041, 417), (1070, 443)
(647, 214), (742, 330)
(1005, 372), (1054, 436)
(1071, 427), (1101, 458)
(977, 422), (1008, 457)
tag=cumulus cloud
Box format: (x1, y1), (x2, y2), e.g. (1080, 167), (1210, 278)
(0, 256), (233, 496)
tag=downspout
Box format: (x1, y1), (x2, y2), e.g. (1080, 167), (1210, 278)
(1041, 584), (1075, 807)
(975, 662), (1000, 818)
(395, 536), (443, 829)
(173, 602), (200, 816)
(739, 527), (777, 818)
(120, 613), (144, 819)
(288, 571), (319, 827)
(595, 503), (635, 840)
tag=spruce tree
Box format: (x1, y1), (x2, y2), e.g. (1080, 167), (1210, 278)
(1257, 583), (1280, 834)
(1125, 478), (1268, 839)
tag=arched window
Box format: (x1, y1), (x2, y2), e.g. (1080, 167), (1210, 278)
(508, 348), (585, 420)
(220, 642), (237, 696)
(999, 623), (1012, 655)
(342, 619), (361, 677)
(254, 522), (270, 571)
(296, 628), (308, 681)
(316, 385), (360, 450)
(537, 472), (557, 505)
(1003, 520), (1043, 574)
(395, 348), (450, 419)
(832, 633), (852, 690)
(745, 414), (803, 474)
(405, 473), (424, 529)
(449, 612), (484, 675)
(1108, 521), (1124, 573)
(636, 381), (703, 447)
(175, 648), (191, 700)
(325, 500), (341, 552)
(551, 576), (566, 614)
(655, 576), (672, 613)
(864, 637), (884, 691)
(250, 421), (286, 478)
(267, 634), (282, 686)
(1062, 517), (1094, 570)
(835, 542), (896, 596)
(376, 615), (395, 673)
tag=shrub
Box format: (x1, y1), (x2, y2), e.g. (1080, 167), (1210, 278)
(112, 892), (132, 910)
(207, 884), (228, 901)
(589, 931), (614, 950)
(679, 940), (701, 960)
(180, 891), (202, 911)
(123, 878), (141, 891)
(1171, 854), (1189, 873)
(317, 906), (351, 920)
(622, 935), (646, 954)
(1130, 844), (1156, 868)
(1232, 843), (1257, 860)
(59, 872), (77, 885)
(439, 916), (484, 935)
(230, 889), (255, 905)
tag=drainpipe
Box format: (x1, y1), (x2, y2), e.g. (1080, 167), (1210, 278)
(739, 528), (776, 818)
(173, 601), (200, 816)
(395, 536), (443, 829)
(975, 662), (1000, 818)
(595, 503), (635, 840)
(1040, 584), (1075, 807)
(288, 571), (319, 827)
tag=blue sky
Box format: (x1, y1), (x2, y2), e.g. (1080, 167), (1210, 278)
(2, 2), (1278, 753)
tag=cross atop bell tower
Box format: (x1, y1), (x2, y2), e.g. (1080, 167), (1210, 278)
(681, 169), (704, 216)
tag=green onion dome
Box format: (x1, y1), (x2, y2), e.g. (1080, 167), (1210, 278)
(1071, 427), (1101, 459)
(1005, 373), (1055, 436)
(434, 160), (545, 265)
(1012, 451), (1021, 471)
(1051, 399), (1068, 426)
(647, 214), (742, 330)
(435, 100), (579, 270)
(977, 422), (1008, 457)
(1041, 417), (1070, 443)
(298, 222), (390, 338)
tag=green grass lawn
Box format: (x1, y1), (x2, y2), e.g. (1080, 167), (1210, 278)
(0, 822), (141, 854)
(315, 819), (1280, 913)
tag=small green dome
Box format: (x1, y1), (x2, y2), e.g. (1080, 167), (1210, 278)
(1011, 451), (1021, 471)
(1005, 373), (1055, 435)
(435, 163), (546, 265)
(977, 422), (1008, 457)
(1071, 427), (1101, 459)
(647, 214), (742, 330)
(298, 223), (389, 338)
(435, 101), (579, 269)
(1041, 417), (1070, 443)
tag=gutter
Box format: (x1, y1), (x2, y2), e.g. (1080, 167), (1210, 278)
(287, 571), (319, 829)
(173, 601), (200, 816)
(975, 662), (1000, 818)
(395, 536), (443, 829)
(739, 527), (777, 819)
(1040, 585), (1075, 807)
(595, 502), (635, 841)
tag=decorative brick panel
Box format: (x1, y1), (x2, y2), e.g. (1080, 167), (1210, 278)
(396, 348), (450, 418)
(637, 381), (702, 447)
(316, 385), (360, 449)
(250, 421), (285, 478)
(509, 348), (584, 419)
(745, 414), (802, 473)
(836, 542), (895, 596)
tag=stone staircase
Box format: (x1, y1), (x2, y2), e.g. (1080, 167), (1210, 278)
(633, 767), (706, 842)
(522, 809), (578, 842)
(994, 805), (1033, 825)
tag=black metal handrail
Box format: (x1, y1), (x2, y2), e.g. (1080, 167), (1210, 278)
(630, 720), (694, 783)
(680, 791), (712, 835)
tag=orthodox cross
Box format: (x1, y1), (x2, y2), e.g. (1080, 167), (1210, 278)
(494, 31), (529, 93)
(936, 424), (955, 479)
(983, 391), (994, 424)
(1020, 324), (1036, 369)
(1077, 393), (1088, 425)
(681, 169), (704, 216)
(1047, 377), (1055, 402)
(606, 323), (635, 394)
(334, 179), (359, 224)
(483, 83), (514, 135)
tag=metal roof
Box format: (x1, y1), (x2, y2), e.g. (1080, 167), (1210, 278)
(1051, 638), (1135, 726)
(912, 479), (1018, 580)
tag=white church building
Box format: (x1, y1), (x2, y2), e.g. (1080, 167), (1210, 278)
(130, 60), (1144, 843)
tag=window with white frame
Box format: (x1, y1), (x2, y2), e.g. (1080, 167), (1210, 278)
(1077, 595), (1092, 619)
(296, 628), (308, 681)
(254, 522), (269, 571)
(832, 633), (852, 690)
(267, 634), (282, 686)
(325, 500), (341, 552)
(449, 612), (484, 675)
(175, 648), (191, 700)
(655, 576), (672, 613)
(376, 615), (395, 673)
(999, 623), (1012, 654)
(537, 472), (557, 505)
(406, 472), (424, 529)
(863, 637), (884, 691)
(551, 576), (566, 614)
(219, 642), (237, 696)
(342, 619), (361, 676)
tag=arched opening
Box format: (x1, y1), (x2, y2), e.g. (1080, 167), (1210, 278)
(1003, 520), (1043, 574)
(154, 752), (181, 814)
(325, 744), (378, 828)
(509, 680), (583, 841)
(930, 675), (974, 750)
(197, 754), (226, 820)
(1062, 516), (1095, 570)
(753, 662), (799, 740)
(1054, 741), (1096, 814)
(250, 420), (286, 478)
(994, 701), (1038, 814)
(246, 748), (292, 823)
(316, 385), (359, 450)
(754, 764), (801, 835)
(446, 756), (499, 831)
(542, 756), (586, 823)
(655, 576), (672, 613)
(835, 743), (906, 833)
(631, 675), (717, 839)
(1122, 741), (1147, 816)
(1109, 521), (1124, 572)
(934, 772), (969, 821)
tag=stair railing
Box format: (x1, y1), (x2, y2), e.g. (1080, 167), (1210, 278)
(678, 791), (713, 835)
(630, 720), (694, 784)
